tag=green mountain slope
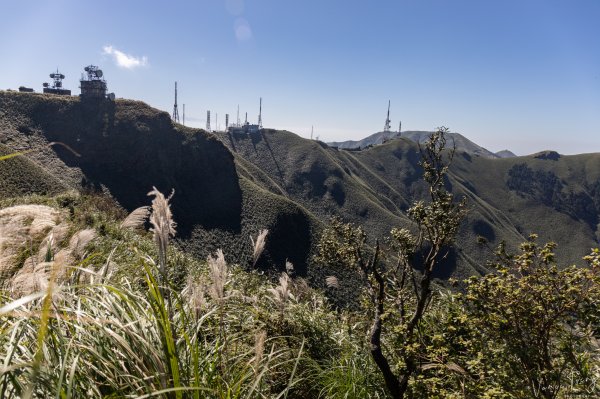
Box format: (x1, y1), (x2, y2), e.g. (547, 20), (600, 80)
(0, 91), (319, 276)
(218, 129), (600, 278)
(2, 90), (598, 284)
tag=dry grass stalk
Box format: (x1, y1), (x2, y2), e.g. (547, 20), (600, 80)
(0, 205), (60, 238)
(268, 273), (293, 313)
(9, 227), (98, 296)
(208, 249), (227, 303)
(183, 273), (207, 319)
(147, 187), (176, 277)
(0, 205), (85, 291)
(285, 260), (294, 276)
(250, 229), (268, 267)
(70, 229), (96, 259)
(325, 275), (339, 289)
(0, 205), (60, 276)
(121, 206), (150, 230)
(253, 330), (267, 373)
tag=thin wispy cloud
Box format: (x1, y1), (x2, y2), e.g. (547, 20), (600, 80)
(102, 45), (148, 69)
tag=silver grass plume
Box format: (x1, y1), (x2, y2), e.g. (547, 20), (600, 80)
(208, 249), (228, 304)
(285, 259), (295, 276)
(121, 206), (150, 230)
(183, 273), (207, 319)
(251, 229), (268, 267)
(253, 330), (267, 374)
(147, 187), (176, 279)
(325, 275), (339, 289)
(268, 272), (294, 315)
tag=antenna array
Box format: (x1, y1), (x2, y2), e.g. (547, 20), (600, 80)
(383, 100), (391, 132)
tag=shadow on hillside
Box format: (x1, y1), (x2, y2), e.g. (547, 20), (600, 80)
(33, 97), (243, 238)
(260, 132), (286, 186)
(257, 210), (312, 276)
(473, 219), (496, 242)
(412, 246), (458, 279)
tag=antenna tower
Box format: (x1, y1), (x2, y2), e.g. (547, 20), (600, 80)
(258, 97), (262, 128)
(206, 110), (211, 131)
(183, 104), (185, 126)
(398, 121), (401, 135)
(311, 126), (313, 140)
(225, 114), (229, 130)
(172, 82), (180, 123)
(245, 112), (248, 125)
(236, 105), (240, 126)
(383, 100), (391, 132)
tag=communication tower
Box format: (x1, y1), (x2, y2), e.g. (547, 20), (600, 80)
(206, 110), (211, 131)
(236, 105), (240, 126)
(43, 69), (71, 95)
(383, 100), (391, 132)
(80, 65), (107, 98)
(225, 114), (229, 130)
(258, 97), (263, 128)
(172, 82), (180, 123)
(398, 121), (401, 135)
(183, 104), (185, 126)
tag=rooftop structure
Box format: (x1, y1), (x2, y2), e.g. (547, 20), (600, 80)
(80, 65), (109, 98)
(227, 98), (263, 134)
(43, 69), (71, 95)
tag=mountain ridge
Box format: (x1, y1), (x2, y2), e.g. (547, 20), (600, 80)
(327, 130), (509, 159)
(1, 90), (599, 287)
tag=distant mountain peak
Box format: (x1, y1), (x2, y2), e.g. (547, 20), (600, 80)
(327, 130), (504, 159)
(495, 150), (517, 158)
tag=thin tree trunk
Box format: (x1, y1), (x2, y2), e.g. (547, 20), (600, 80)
(370, 267), (402, 398)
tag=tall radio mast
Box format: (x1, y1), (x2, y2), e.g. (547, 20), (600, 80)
(172, 82), (180, 123)
(383, 100), (391, 132)
(258, 97), (263, 128)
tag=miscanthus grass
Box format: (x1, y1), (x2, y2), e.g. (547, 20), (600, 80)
(0, 189), (304, 398)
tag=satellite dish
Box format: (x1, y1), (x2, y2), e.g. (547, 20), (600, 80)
(60, 74), (65, 79)
(84, 66), (90, 72)
(56, 81), (62, 87)
(43, 82), (49, 87)
(96, 70), (103, 78)
(107, 93), (115, 101)
(50, 73), (55, 78)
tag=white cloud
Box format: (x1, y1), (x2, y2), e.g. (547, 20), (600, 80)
(102, 45), (148, 69)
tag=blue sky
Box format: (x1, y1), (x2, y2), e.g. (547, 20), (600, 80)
(1, 0), (599, 155)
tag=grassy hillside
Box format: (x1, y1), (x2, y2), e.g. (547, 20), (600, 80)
(2, 94), (600, 396)
(1, 186), (598, 398)
(216, 128), (600, 279)
(0, 91), (320, 280)
(2, 90), (599, 285)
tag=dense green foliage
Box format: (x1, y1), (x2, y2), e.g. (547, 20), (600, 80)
(0, 186), (599, 397)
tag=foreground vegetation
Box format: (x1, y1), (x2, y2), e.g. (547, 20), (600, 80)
(1, 130), (600, 398)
